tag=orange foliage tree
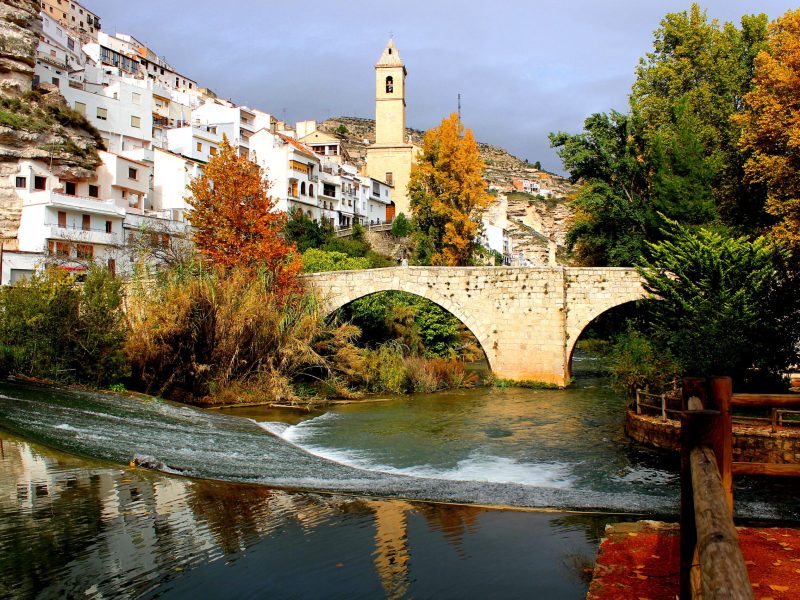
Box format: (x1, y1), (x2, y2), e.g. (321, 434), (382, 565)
(737, 9), (800, 254)
(186, 137), (300, 291)
(408, 113), (492, 266)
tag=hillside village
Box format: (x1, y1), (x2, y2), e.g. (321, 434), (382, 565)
(0, 0), (575, 283)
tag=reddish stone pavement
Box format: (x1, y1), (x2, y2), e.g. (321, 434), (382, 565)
(587, 521), (800, 599)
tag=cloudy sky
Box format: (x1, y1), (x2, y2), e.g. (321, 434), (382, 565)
(83, 1), (797, 174)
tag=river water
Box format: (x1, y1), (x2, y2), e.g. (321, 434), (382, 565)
(0, 355), (798, 598)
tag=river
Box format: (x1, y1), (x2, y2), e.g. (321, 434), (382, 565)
(0, 355), (797, 598)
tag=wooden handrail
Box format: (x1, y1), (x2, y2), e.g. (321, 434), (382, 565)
(680, 377), (752, 599)
(731, 393), (800, 408)
(690, 446), (754, 599)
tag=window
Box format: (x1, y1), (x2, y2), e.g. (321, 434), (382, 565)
(130, 115), (141, 128)
(128, 167), (138, 180)
(65, 181), (76, 195)
(81, 214), (90, 231)
(309, 184), (314, 196)
(385, 172), (393, 186)
(131, 92), (140, 105)
(121, 190), (126, 199)
(74, 101), (86, 115)
(57, 211), (66, 228)
(105, 221), (112, 233)
(209, 146), (217, 156)
(386, 76), (393, 93)
(196, 142), (202, 152)
(34, 176), (46, 190)
(51, 77), (59, 86)
(15, 176), (26, 189)
(96, 107), (107, 120)
(76, 244), (93, 259)
(88, 184), (98, 198)
(289, 181), (298, 197)
(300, 182), (306, 195)
(48, 241), (70, 257)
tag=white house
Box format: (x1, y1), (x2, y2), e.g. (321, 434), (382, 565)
(13, 159), (125, 273)
(62, 79), (153, 153)
(249, 129), (321, 219)
(165, 125), (221, 163)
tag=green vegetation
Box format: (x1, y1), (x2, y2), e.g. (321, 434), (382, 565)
(390, 212), (411, 237)
(553, 4), (800, 389)
(0, 92), (105, 152)
(551, 5), (770, 267)
(301, 249), (370, 272)
(492, 378), (561, 390)
(0, 267), (128, 387)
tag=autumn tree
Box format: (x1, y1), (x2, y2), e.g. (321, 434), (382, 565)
(737, 9), (800, 255)
(186, 137), (300, 291)
(408, 113), (492, 266)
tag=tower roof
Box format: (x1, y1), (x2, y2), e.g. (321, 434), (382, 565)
(376, 39), (404, 68)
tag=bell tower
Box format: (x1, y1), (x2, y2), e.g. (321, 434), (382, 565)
(367, 39), (418, 217)
(375, 39), (406, 145)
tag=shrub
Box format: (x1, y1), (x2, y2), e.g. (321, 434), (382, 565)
(301, 248), (370, 273)
(124, 266), (359, 404)
(391, 213), (411, 237)
(0, 266), (127, 386)
(608, 328), (679, 396)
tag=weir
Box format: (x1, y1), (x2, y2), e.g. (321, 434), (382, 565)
(302, 266), (646, 386)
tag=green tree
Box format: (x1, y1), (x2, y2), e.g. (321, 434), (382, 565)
(390, 212), (411, 237)
(284, 209), (334, 252)
(550, 111), (650, 266)
(630, 4), (769, 230)
(637, 218), (798, 382)
(409, 113), (492, 265)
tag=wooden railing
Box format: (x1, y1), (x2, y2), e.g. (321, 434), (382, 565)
(679, 377), (753, 599)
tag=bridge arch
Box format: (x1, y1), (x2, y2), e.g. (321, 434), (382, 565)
(308, 270), (496, 372)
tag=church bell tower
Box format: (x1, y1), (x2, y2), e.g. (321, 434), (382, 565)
(375, 39), (406, 145)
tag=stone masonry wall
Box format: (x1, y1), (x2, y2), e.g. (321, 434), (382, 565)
(302, 266), (645, 385)
(626, 411), (800, 464)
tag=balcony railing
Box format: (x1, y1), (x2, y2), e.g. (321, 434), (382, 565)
(48, 225), (121, 246)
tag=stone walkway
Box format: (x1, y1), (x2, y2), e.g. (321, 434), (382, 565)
(587, 521), (800, 599)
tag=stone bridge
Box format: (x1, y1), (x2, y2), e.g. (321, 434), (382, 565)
(301, 266), (646, 386)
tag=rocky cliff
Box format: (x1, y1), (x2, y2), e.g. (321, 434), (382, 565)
(0, 0), (103, 247)
(319, 117), (575, 264)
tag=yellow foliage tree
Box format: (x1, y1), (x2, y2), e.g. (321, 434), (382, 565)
(408, 113), (492, 265)
(737, 9), (800, 253)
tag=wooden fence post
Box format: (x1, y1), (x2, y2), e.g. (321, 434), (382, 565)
(636, 389), (641, 415)
(711, 377), (734, 513)
(661, 393), (667, 421)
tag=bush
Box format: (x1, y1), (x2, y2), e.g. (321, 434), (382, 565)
(0, 266), (128, 386)
(391, 213), (411, 237)
(284, 209), (334, 252)
(301, 248), (370, 273)
(608, 328), (679, 396)
(124, 266), (360, 404)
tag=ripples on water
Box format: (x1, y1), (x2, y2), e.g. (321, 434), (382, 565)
(0, 435), (609, 599)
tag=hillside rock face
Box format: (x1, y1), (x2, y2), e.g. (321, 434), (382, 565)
(0, 0), (102, 247)
(0, 0), (39, 97)
(320, 117), (575, 264)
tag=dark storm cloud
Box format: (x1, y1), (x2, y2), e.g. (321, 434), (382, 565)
(83, 0), (798, 173)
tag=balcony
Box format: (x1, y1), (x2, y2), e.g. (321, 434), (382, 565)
(25, 191), (125, 217)
(49, 225), (121, 246)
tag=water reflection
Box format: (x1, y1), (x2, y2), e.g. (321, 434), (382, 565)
(0, 433), (609, 599)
